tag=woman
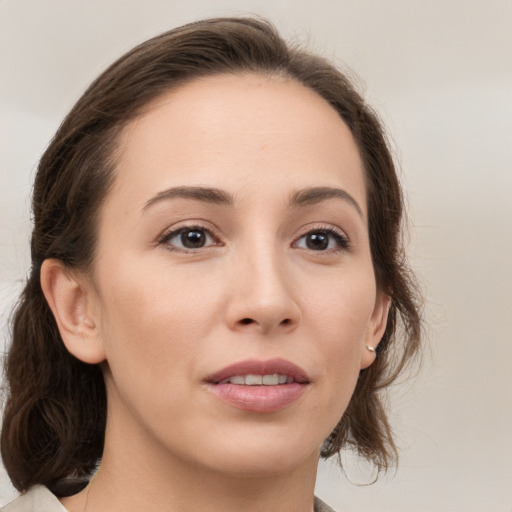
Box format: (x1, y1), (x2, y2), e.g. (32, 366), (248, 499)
(1, 17), (421, 512)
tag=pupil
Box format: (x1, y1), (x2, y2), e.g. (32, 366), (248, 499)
(307, 232), (328, 250)
(182, 230), (205, 248)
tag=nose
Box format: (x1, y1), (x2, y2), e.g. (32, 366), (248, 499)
(224, 246), (301, 335)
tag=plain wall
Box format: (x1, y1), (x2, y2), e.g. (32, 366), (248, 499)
(1, 1), (511, 510)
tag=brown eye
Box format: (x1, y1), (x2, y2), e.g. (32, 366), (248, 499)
(295, 229), (349, 251)
(304, 232), (329, 250)
(161, 226), (217, 251)
(180, 229), (207, 248)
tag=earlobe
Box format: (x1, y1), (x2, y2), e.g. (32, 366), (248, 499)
(40, 259), (106, 364)
(360, 293), (391, 369)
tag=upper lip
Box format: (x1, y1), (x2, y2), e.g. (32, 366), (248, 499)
(205, 358), (310, 384)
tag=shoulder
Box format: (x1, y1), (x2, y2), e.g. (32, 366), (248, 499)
(2, 488), (333, 512)
(1, 485), (67, 512)
(314, 495), (338, 512)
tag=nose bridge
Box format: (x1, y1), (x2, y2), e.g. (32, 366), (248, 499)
(246, 241), (288, 300)
(227, 230), (300, 333)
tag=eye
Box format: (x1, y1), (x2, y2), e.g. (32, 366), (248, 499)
(294, 228), (349, 252)
(160, 226), (218, 251)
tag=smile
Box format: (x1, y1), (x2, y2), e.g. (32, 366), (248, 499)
(204, 358), (310, 413)
(218, 374), (293, 385)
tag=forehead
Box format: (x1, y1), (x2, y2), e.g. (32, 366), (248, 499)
(110, 73), (366, 212)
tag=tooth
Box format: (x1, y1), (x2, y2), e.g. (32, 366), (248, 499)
(223, 374), (293, 386)
(262, 374), (279, 385)
(245, 374), (263, 385)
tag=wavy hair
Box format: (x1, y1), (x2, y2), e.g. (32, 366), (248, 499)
(1, 17), (422, 494)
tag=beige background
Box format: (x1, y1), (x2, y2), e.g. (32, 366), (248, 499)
(1, 1), (511, 510)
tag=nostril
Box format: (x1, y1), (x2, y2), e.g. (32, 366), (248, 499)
(235, 317), (295, 330)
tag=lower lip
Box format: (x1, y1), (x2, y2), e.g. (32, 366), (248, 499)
(205, 382), (307, 413)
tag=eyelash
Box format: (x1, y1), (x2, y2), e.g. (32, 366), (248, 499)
(158, 224), (221, 252)
(158, 224), (350, 253)
(293, 225), (350, 253)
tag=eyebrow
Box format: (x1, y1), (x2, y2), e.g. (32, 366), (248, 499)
(143, 186), (234, 211)
(143, 185), (363, 218)
(289, 186), (364, 218)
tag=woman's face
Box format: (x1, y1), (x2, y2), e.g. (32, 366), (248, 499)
(87, 74), (388, 476)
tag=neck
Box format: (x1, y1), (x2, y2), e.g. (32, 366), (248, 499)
(61, 395), (319, 512)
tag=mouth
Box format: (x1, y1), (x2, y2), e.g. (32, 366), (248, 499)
(218, 374), (295, 385)
(204, 358), (310, 413)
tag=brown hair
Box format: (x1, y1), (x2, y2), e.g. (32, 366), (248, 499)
(1, 17), (422, 493)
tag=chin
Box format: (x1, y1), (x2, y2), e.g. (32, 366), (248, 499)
(210, 445), (319, 478)
(184, 423), (324, 478)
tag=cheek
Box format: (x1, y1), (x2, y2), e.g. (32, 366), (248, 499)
(300, 265), (377, 405)
(93, 261), (223, 446)
(303, 262), (377, 345)
(95, 258), (220, 389)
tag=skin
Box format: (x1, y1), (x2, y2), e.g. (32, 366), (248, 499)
(42, 73), (389, 512)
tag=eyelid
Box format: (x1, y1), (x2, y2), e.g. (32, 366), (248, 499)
(292, 224), (351, 252)
(156, 221), (350, 253)
(157, 221), (223, 251)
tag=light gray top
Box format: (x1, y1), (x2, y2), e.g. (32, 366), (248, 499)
(0, 486), (66, 512)
(1, 485), (336, 512)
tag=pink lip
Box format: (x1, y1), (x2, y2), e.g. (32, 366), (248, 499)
(204, 358), (310, 413)
(205, 358), (310, 384)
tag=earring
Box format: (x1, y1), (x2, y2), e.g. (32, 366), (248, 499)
(365, 345), (376, 355)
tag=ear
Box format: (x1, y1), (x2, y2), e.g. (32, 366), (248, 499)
(360, 293), (391, 369)
(40, 259), (106, 364)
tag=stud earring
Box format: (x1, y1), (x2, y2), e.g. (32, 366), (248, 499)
(365, 345), (376, 355)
